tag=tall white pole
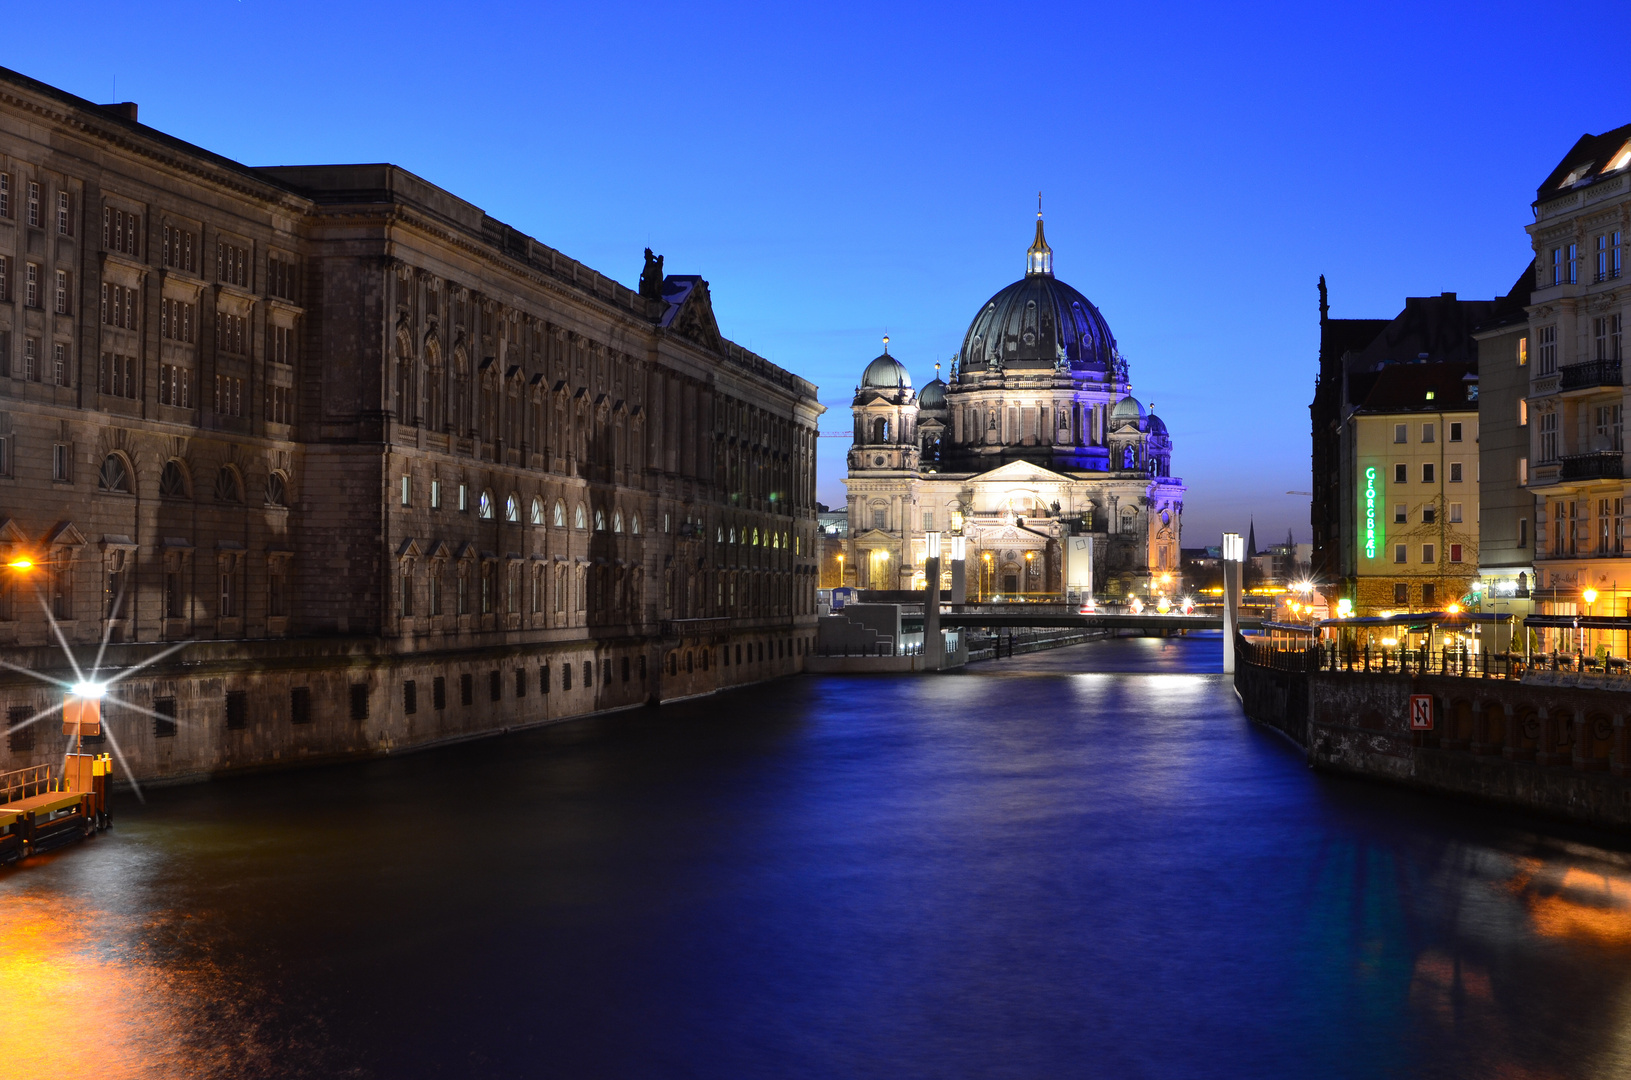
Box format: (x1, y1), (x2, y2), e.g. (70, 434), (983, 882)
(1222, 532), (1244, 674)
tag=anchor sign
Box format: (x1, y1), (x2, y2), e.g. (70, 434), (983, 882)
(1409, 694), (1434, 731)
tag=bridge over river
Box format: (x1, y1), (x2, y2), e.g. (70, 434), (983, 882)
(934, 603), (1262, 634)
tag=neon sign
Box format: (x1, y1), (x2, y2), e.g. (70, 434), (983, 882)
(1362, 466), (1383, 560)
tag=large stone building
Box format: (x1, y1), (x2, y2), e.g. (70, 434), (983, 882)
(0, 67), (821, 782)
(841, 215), (1184, 603)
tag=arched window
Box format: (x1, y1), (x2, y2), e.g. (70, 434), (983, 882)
(752, 528), (760, 546)
(531, 497), (544, 525)
(478, 490), (494, 520)
(505, 494), (519, 523)
(266, 471), (288, 507)
(451, 346), (469, 434)
(159, 460), (188, 499)
(98, 453), (131, 493)
(574, 504), (586, 530)
(632, 514), (640, 535)
(553, 499), (566, 528)
(594, 508), (606, 531)
(214, 465), (242, 503)
(873, 417), (888, 443)
(613, 510), (624, 533)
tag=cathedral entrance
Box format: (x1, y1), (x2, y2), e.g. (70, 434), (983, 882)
(1003, 572), (1019, 594)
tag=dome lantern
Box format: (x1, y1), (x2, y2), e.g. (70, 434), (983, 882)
(1026, 202), (1053, 277)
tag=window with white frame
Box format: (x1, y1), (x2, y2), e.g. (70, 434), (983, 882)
(1538, 326), (1556, 374)
(1538, 413), (1558, 461)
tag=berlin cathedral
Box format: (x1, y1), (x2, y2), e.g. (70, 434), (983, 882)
(841, 213), (1185, 601)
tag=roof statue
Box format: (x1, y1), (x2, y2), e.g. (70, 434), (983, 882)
(638, 248), (665, 299)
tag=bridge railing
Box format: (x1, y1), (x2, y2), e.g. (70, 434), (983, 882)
(1238, 637), (1566, 681)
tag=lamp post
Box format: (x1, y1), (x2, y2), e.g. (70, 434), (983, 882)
(1024, 550), (1035, 602)
(950, 534), (967, 606)
(982, 551), (993, 602)
(1583, 587), (1598, 657)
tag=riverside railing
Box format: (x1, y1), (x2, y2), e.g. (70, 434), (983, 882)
(1234, 637), (1625, 680)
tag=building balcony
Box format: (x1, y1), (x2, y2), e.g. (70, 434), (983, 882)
(1558, 358), (1623, 393)
(1559, 451), (1624, 481)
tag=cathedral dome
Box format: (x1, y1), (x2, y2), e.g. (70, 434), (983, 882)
(860, 351), (912, 390)
(1147, 411), (1168, 437)
(918, 377), (948, 410)
(958, 215), (1117, 372)
(1110, 395), (1145, 426)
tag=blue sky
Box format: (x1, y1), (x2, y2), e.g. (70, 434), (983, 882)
(10, 1), (1630, 545)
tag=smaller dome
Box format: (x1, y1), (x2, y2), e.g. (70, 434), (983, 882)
(860, 352), (912, 390)
(1110, 395), (1145, 425)
(918, 378), (948, 409)
(1147, 412), (1168, 437)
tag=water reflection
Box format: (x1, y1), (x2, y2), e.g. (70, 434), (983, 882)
(2, 635), (1629, 1078)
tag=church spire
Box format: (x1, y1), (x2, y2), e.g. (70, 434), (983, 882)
(1026, 193), (1053, 276)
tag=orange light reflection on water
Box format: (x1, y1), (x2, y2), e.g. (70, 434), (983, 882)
(1506, 858), (1631, 949)
(0, 886), (191, 1079)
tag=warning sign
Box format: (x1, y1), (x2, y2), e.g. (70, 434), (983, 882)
(1409, 694), (1434, 731)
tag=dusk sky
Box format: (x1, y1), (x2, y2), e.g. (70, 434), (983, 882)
(12, 1), (1631, 546)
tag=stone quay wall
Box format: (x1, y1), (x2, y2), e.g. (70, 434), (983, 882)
(1235, 641), (1631, 830)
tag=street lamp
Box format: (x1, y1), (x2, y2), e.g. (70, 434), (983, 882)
(1584, 587), (1599, 656)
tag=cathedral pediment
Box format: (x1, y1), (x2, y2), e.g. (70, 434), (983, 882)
(967, 460), (1076, 485)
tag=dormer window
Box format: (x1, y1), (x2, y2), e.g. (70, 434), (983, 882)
(1560, 161), (1596, 188)
(1606, 142), (1631, 173)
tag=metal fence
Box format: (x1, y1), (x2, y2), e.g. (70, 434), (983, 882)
(1235, 636), (1618, 680)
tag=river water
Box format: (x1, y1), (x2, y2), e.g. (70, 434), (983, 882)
(5, 635), (1631, 1079)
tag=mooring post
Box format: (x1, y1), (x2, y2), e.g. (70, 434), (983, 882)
(1222, 531), (1244, 674)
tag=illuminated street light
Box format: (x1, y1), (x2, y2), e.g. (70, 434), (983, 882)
(1583, 588), (1599, 605)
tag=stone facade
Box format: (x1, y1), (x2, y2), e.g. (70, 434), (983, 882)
(0, 68), (822, 783)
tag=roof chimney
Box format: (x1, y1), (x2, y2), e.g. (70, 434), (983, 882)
(1440, 291), (1456, 300)
(102, 102), (138, 123)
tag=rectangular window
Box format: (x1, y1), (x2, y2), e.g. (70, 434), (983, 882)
(0, 172), (8, 218)
(1393, 423), (1407, 443)
(1596, 404), (1624, 451)
(1422, 544), (1435, 564)
(24, 262), (38, 308)
(1394, 463), (1407, 484)
(268, 563), (286, 617)
(1538, 326), (1557, 374)
(540, 665), (550, 694)
(515, 668), (526, 698)
(400, 565), (413, 617)
(214, 374), (244, 418)
(1518, 456), (1529, 485)
(159, 364), (194, 409)
(1539, 414), (1557, 461)
(1519, 517), (1528, 549)
(1394, 544), (1407, 563)
(1517, 337), (1528, 366)
(52, 343), (66, 387)
(52, 442), (67, 482)
(562, 662), (572, 691)
(225, 690), (248, 730)
(923, 510), (933, 530)
(489, 669), (502, 702)
(24, 338), (38, 383)
(1601, 498), (1614, 554)
(100, 354), (138, 398)
(430, 479), (441, 509)
(26, 181), (39, 227)
(217, 241), (249, 287)
(8, 705), (35, 752)
(268, 253), (298, 301)
(583, 661), (593, 687)
(403, 679), (417, 715)
(1421, 423), (1435, 443)
(1393, 582), (1409, 605)
(432, 676), (446, 711)
(1449, 502), (1462, 523)
(56, 191), (71, 236)
(1422, 463), (1435, 484)
(270, 324), (296, 365)
(102, 206), (138, 255)
(349, 684), (369, 722)
(1449, 462), (1462, 483)
(1423, 506), (1436, 524)
(153, 698), (178, 739)
(460, 672), (473, 705)
(1518, 398), (1528, 426)
(1449, 422), (1462, 442)
(400, 475), (412, 506)
(458, 483), (468, 512)
(873, 509), (887, 529)
(266, 385), (291, 425)
(54, 270), (68, 314)
(1450, 543), (1463, 563)
(0, 255), (8, 301)
(1394, 503), (1407, 524)
(1568, 242), (1578, 284)
(1422, 583), (1436, 608)
(162, 224), (197, 272)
